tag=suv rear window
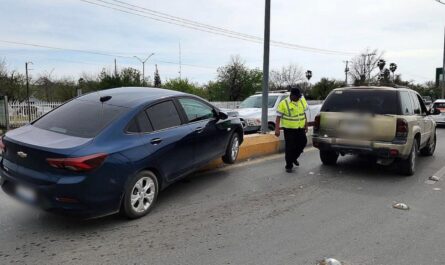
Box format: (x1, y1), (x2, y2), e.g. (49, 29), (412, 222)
(321, 90), (399, 115)
(33, 99), (127, 138)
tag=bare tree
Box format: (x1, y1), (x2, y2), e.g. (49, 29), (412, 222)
(270, 63), (305, 90)
(349, 48), (385, 86)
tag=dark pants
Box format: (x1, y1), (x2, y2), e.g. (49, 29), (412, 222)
(283, 128), (307, 169)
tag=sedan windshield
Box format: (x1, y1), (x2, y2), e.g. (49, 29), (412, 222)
(239, 96), (279, 108)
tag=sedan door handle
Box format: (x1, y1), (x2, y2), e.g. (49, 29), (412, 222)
(150, 138), (162, 145)
(194, 127), (204, 133)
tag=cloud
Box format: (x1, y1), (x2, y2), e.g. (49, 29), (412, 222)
(0, 0), (444, 84)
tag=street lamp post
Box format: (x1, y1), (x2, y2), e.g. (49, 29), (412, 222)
(434, 0), (445, 97)
(305, 70), (312, 95)
(134, 53), (155, 84)
(389, 63), (397, 83)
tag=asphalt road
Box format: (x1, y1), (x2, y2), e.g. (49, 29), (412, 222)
(2, 129), (445, 265)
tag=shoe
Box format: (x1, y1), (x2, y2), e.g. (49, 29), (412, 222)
(285, 168), (293, 173)
(294, 160), (300, 167)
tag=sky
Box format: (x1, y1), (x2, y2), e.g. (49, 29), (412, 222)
(0, 0), (444, 85)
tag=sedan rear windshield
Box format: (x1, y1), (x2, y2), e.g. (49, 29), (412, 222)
(321, 90), (399, 115)
(33, 99), (127, 138)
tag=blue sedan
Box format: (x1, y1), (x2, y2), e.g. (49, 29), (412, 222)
(0, 87), (244, 219)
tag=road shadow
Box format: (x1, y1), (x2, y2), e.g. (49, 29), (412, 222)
(6, 167), (233, 231)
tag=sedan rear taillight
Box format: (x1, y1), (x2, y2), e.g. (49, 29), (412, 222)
(47, 153), (108, 172)
(396, 118), (408, 139)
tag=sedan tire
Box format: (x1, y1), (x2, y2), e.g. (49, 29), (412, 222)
(121, 171), (159, 219)
(222, 133), (240, 164)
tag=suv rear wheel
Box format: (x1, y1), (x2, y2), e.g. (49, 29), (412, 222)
(420, 131), (436, 156)
(399, 140), (418, 176)
(320, 150), (339, 165)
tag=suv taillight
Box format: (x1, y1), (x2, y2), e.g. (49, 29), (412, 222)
(314, 114), (321, 134)
(47, 153), (108, 172)
(396, 118), (408, 139)
(0, 137), (6, 155)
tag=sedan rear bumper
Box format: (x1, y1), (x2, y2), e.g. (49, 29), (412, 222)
(0, 167), (121, 218)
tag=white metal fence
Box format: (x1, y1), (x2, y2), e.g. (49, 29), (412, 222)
(8, 101), (62, 128)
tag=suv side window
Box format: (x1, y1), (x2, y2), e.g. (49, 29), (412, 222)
(178, 98), (214, 122)
(146, 100), (182, 131)
(416, 94), (428, 115)
(410, 92), (421, 115)
(399, 91), (414, 115)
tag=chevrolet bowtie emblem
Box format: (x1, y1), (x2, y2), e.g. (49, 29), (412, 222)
(17, 151), (28, 158)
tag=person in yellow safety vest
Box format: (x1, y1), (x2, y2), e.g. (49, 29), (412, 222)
(274, 86), (308, 173)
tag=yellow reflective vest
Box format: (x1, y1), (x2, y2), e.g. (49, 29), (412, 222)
(277, 96), (308, 129)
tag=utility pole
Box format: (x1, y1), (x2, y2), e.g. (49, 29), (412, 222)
(361, 53), (376, 84)
(343, 60), (349, 85)
(134, 53), (155, 84)
(179, 41), (182, 80)
(114, 58), (118, 77)
(25, 61), (33, 123)
(261, 0), (271, 134)
(442, 26), (445, 98)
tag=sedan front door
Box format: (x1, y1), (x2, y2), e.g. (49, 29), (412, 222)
(177, 97), (231, 166)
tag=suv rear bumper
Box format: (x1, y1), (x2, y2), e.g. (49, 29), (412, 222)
(312, 136), (410, 159)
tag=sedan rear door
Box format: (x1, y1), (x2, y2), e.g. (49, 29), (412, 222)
(137, 100), (195, 182)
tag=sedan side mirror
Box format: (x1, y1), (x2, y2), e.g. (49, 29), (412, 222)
(213, 109), (228, 120)
(218, 111), (228, 120)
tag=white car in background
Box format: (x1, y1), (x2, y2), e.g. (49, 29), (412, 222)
(431, 99), (445, 126)
(235, 91), (322, 133)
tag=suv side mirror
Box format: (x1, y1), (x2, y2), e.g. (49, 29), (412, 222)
(431, 108), (441, 115)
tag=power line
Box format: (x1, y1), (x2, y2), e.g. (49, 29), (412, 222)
(0, 39), (131, 58)
(78, 0), (356, 55)
(0, 39), (216, 70)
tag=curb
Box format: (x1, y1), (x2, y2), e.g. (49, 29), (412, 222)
(202, 127), (313, 171)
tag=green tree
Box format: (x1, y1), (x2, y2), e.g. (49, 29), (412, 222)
(310, 78), (345, 100)
(212, 55), (263, 101)
(154, 65), (162, 88)
(163, 78), (207, 98)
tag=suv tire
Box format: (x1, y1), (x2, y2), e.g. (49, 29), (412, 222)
(399, 140), (418, 176)
(222, 133), (240, 164)
(420, 131), (436, 156)
(320, 150), (339, 165)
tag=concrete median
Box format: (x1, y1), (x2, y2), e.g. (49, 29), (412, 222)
(202, 127), (313, 170)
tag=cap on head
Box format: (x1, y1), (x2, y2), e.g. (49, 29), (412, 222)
(289, 85), (302, 99)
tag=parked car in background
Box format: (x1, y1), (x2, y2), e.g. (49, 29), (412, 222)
(313, 86), (437, 176)
(422, 96), (433, 109)
(235, 91), (322, 133)
(0, 87), (244, 219)
(431, 99), (445, 126)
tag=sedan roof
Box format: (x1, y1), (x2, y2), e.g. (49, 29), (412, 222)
(78, 87), (186, 107)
